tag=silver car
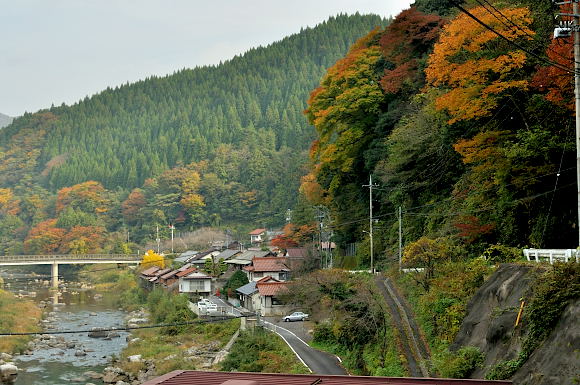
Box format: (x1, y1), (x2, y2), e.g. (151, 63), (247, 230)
(283, 311), (309, 322)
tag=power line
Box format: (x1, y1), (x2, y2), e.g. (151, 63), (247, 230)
(0, 316), (239, 337)
(475, 0), (578, 66)
(451, 1), (576, 75)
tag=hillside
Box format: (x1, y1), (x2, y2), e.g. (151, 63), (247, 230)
(295, 0), (577, 260)
(0, 13), (387, 192)
(0, 113), (12, 128)
(0, 14), (388, 254)
(451, 263), (579, 385)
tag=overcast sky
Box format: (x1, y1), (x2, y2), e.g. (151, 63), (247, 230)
(0, 0), (413, 117)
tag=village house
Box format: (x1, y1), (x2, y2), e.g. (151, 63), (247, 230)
(174, 250), (198, 264)
(243, 257), (291, 281)
(285, 247), (309, 270)
(158, 263), (194, 289)
(178, 268), (212, 298)
(224, 249), (275, 270)
(256, 280), (290, 316)
(187, 249), (221, 268)
(249, 228), (266, 244)
(215, 248), (241, 262)
(235, 276), (279, 312)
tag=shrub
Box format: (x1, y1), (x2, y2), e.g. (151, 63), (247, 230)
(222, 270), (249, 296)
(434, 346), (484, 378)
(312, 322), (335, 343)
(485, 358), (521, 380)
(480, 244), (522, 264)
(147, 289), (197, 334)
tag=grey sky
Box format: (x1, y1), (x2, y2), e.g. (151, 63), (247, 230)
(0, 0), (413, 117)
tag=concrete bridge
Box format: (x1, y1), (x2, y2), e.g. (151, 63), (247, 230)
(0, 254), (141, 288)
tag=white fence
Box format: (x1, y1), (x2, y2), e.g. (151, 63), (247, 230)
(523, 249), (579, 264)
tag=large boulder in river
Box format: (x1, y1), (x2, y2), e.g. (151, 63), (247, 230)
(102, 367), (128, 384)
(0, 354), (12, 362)
(0, 363), (18, 384)
(88, 327), (108, 338)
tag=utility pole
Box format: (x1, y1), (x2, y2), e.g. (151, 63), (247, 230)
(156, 225), (160, 254)
(169, 224), (175, 254)
(316, 206), (325, 268)
(398, 206), (402, 272)
(363, 175), (378, 274)
(574, 0), (580, 246)
(554, 1), (580, 245)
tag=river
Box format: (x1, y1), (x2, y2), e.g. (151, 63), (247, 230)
(1, 271), (130, 385)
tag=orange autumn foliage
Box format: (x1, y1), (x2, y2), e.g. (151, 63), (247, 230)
(59, 225), (106, 253)
(426, 6), (534, 123)
(56, 181), (108, 214)
(23, 219), (66, 254)
(299, 173), (326, 205)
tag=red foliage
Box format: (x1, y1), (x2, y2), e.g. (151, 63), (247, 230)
(270, 234), (299, 250)
(531, 34), (574, 110)
(453, 216), (495, 244)
(122, 188), (147, 223)
(379, 7), (445, 94)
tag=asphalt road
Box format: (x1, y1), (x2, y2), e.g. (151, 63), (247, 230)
(262, 320), (346, 375)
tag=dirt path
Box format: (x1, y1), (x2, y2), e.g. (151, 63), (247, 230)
(375, 276), (431, 377)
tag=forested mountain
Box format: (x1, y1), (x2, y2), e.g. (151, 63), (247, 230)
(0, 113), (12, 128)
(284, 0), (576, 264)
(0, 14), (386, 191)
(0, 14), (388, 254)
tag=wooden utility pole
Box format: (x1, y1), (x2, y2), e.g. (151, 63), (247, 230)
(573, 0), (580, 246)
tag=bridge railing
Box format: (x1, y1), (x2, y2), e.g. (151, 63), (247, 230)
(0, 254), (141, 262)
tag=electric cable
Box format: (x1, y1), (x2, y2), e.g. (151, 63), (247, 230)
(451, 1), (576, 74)
(0, 316), (240, 336)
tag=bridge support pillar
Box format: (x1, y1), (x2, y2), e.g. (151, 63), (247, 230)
(51, 262), (59, 289)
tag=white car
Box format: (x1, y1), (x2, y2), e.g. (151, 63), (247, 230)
(283, 312), (309, 322)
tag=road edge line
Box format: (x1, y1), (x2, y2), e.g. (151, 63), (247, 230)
(262, 321), (312, 373)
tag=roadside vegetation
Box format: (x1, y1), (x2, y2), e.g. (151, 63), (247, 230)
(393, 240), (504, 377)
(284, 269), (405, 376)
(0, 288), (42, 353)
(220, 327), (309, 374)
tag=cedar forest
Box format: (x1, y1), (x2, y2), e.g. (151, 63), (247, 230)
(0, 1), (577, 267)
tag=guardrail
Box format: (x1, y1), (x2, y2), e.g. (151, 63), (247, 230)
(523, 249), (579, 264)
(0, 254), (140, 262)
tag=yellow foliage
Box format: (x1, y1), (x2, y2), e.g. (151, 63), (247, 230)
(141, 249), (165, 269)
(180, 193), (205, 211)
(181, 171), (201, 195)
(0, 188), (13, 207)
(426, 6), (534, 123)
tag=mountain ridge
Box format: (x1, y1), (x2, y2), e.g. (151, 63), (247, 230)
(0, 113), (12, 128)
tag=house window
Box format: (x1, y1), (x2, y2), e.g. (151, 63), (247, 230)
(189, 280), (206, 291)
(272, 296), (282, 305)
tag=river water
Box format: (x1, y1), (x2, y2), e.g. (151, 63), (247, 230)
(1, 271), (129, 385)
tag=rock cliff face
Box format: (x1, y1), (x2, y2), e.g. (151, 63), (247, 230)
(451, 264), (579, 385)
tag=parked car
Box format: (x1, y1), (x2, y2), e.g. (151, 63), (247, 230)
(283, 312), (309, 322)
